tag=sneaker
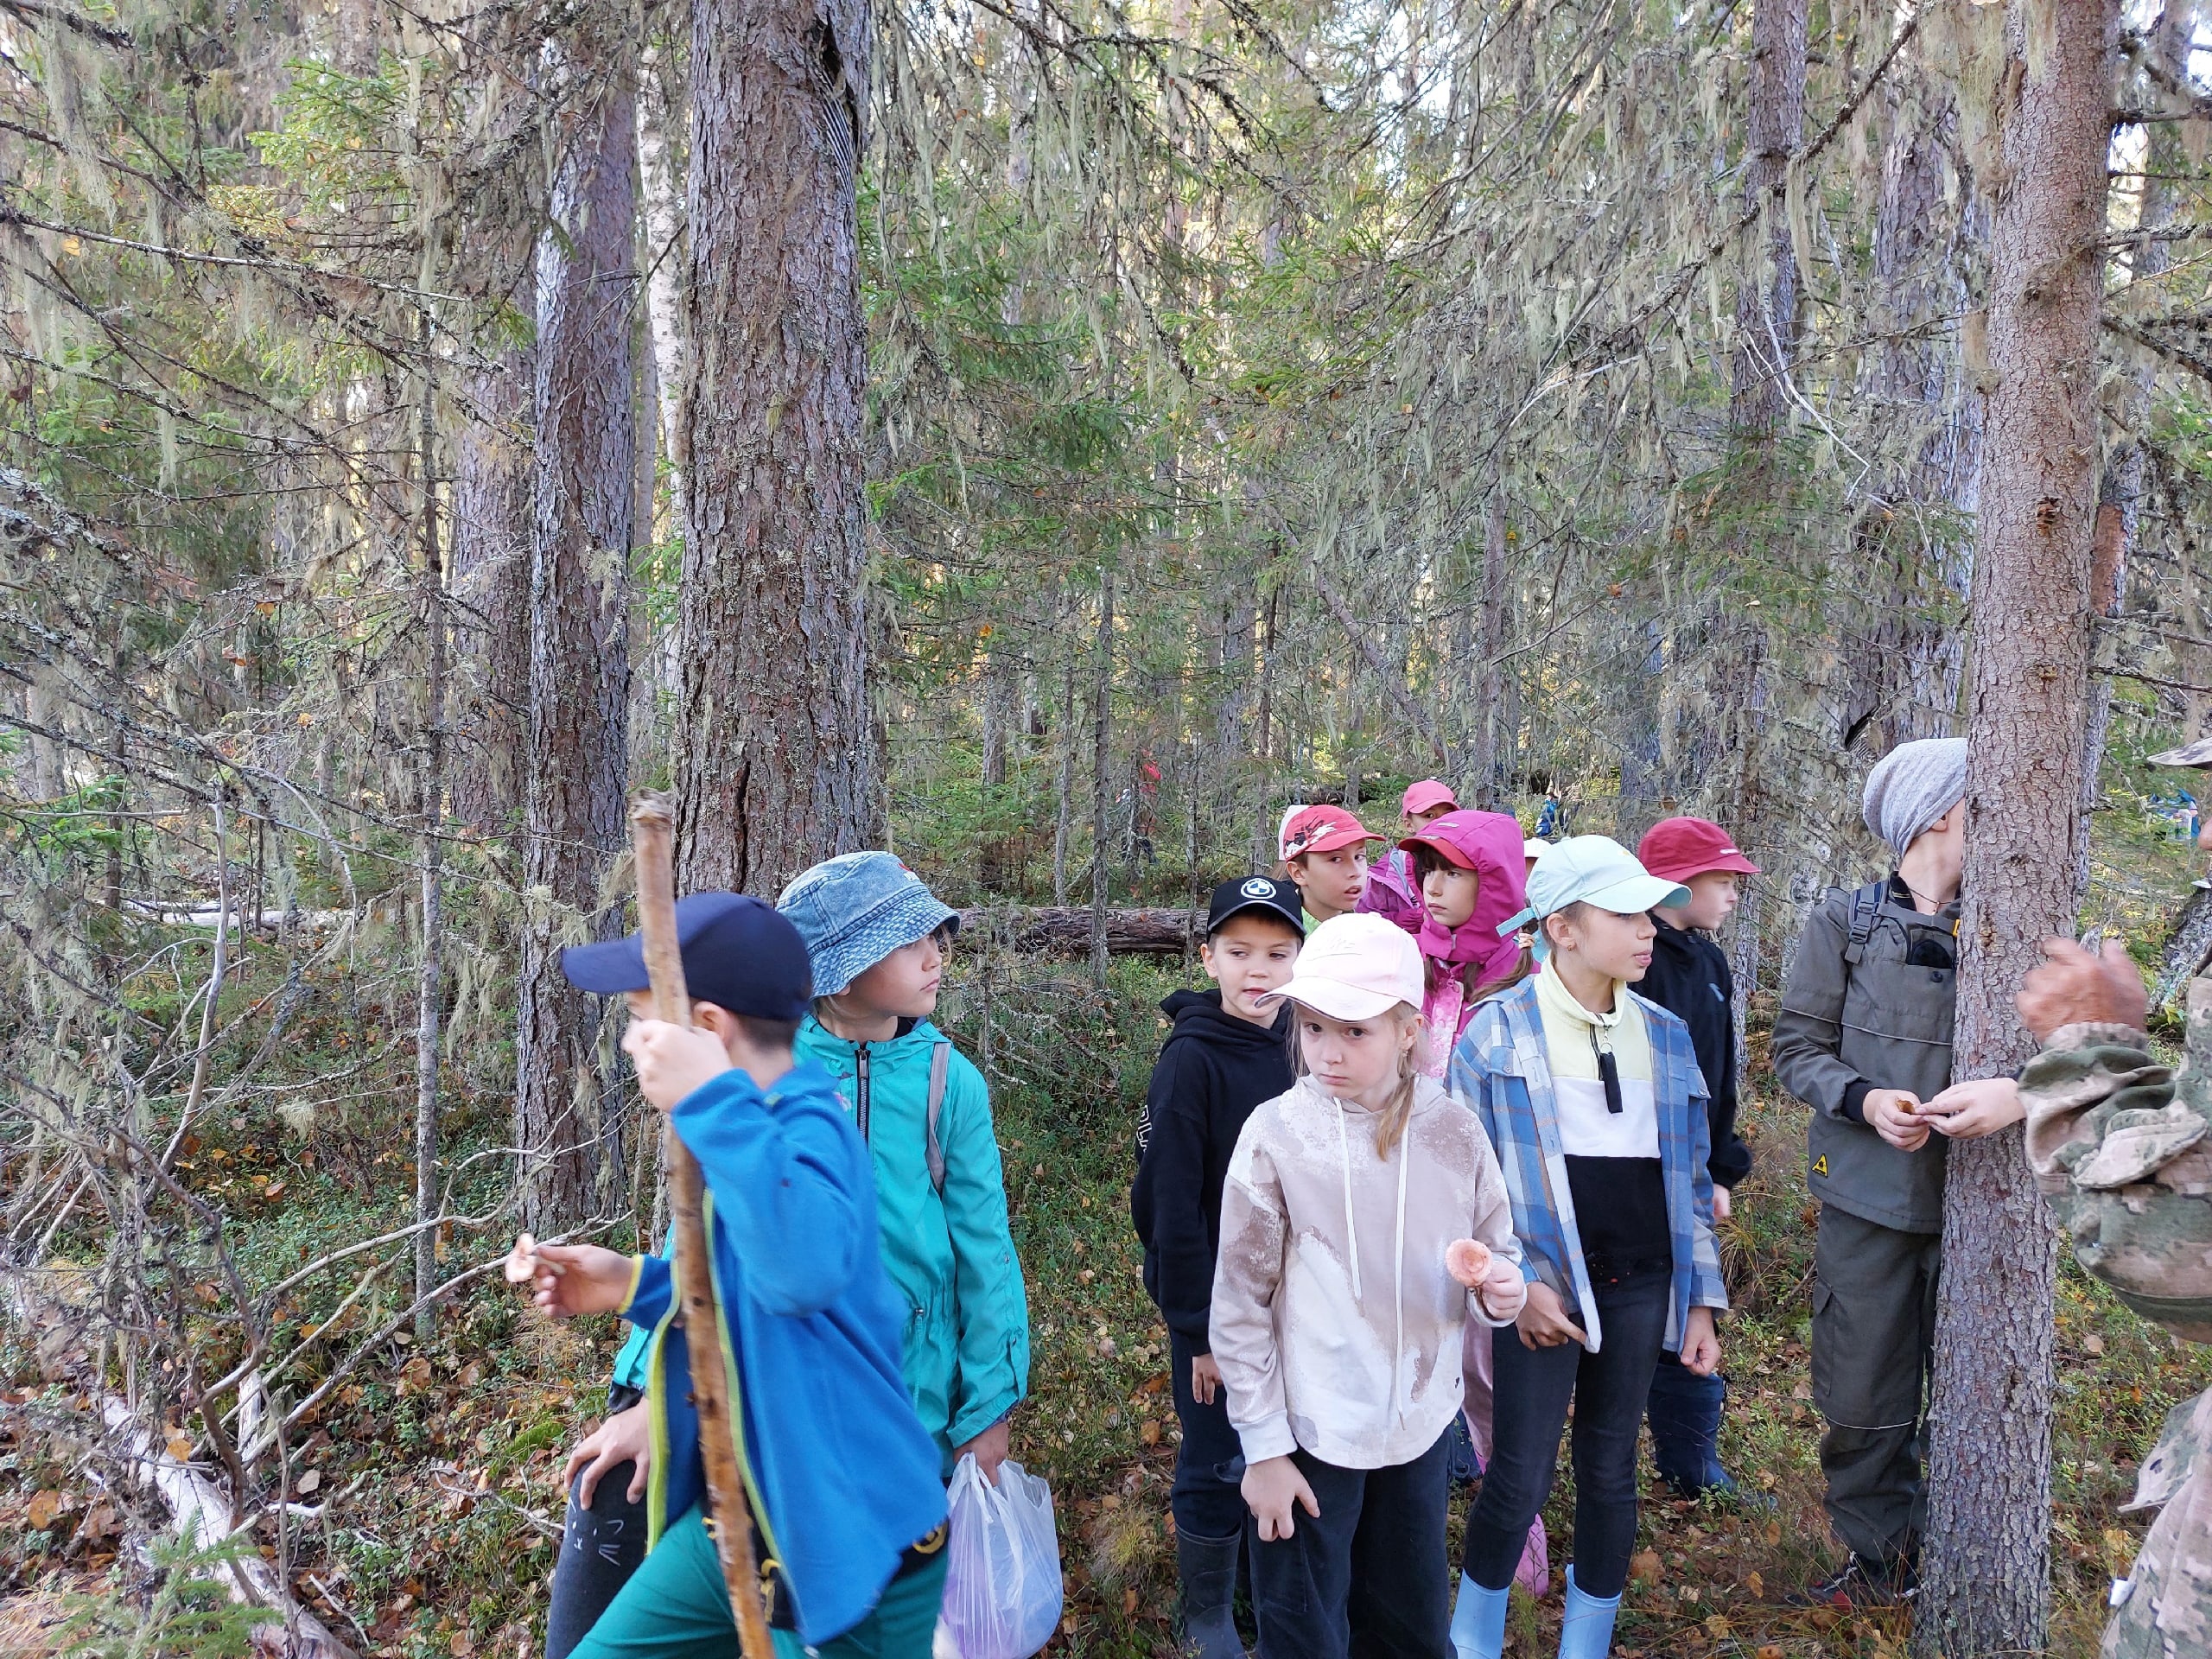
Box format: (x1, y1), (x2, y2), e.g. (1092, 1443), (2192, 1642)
(1792, 1553), (1917, 1609)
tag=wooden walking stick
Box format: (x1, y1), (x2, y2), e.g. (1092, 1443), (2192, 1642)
(631, 791), (775, 1659)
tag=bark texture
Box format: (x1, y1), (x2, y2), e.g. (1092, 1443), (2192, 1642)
(516, 67), (638, 1235)
(675, 0), (878, 897)
(449, 310), (534, 832)
(1916, 5), (2117, 1651)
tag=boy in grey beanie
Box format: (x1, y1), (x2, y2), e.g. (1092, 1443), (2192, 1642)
(1768, 736), (2023, 1606)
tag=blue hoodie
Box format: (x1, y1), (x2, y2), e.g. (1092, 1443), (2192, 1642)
(619, 1059), (946, 1648)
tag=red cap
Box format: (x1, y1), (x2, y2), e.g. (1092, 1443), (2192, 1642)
(1280, 804), (1384, 861)
(1637, 817), (1760, 884)
(1402, 779), (1458, 816)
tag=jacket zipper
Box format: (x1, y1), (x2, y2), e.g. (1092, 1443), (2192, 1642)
(855, 1044), (871, 1144)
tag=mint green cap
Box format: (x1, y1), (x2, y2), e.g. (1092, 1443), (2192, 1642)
(1496, 834), (1689, 938)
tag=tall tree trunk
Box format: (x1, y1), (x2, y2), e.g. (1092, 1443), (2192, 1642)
(517, 66), (638, 1235)
(412, 332), (448, 1341)
(676, 0), (878, 897)
(449, 299), (535, 833)
(1916, 5), (2116, 1652)
(2077, 0), (2190, 890)
(1090, 574), (1114, 987)
(637, 40), (689, 735)
(1052, 654), (1075, 906)
(1471, 485), (1510, 807)
(979, 645), (1015, 892)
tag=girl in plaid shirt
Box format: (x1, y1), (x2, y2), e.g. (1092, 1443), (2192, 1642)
(1446, 837), (1728, 1659)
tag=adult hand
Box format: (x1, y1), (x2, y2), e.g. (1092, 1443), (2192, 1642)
(2017, 938), (2147, 1044)
(1190, 1352), (1224, 1407)
(1920, 1076), (2026, 1140)
(1679, 1307), (1720, 1377)
(1712, 1186), (1732, 1224)
(1862, 1088), (1931, 1153)
(1242, 1455), (1320, 1541)
(621, 1019), (733, 1112)
(1515, 1281), (1588, 1351)
(953, 1416), (1013, 1487)
(564, 1403), (652, 1508)
(502, 1235), (635, 1319)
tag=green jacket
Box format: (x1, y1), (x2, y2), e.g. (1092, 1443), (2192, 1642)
(796, 1015), (1030, 1470)
(1771, 878), (1958, 1233)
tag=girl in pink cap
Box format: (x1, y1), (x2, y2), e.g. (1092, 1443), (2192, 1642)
(1360, 779), (1460, 931)
(1397, 810), (1532, 1071)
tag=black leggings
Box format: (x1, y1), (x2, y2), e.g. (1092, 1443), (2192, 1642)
(1459, 1277), (1670, 1601)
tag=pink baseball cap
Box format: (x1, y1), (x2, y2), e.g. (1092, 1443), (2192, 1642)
(1637, 817), (1761, 884)
(1279, 804), (1384, 861)
(1262, 913), (1425, 1020)
(1402, 779), (1458, 816)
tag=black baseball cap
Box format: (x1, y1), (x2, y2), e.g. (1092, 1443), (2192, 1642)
(1205, 876), (1305, 939)
(561, 893), (813, 1022)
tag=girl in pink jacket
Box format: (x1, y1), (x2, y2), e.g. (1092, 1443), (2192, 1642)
(1396, 810), (1531, 1071)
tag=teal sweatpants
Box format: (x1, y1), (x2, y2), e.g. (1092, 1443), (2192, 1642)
(564, 1506), (947, 1659)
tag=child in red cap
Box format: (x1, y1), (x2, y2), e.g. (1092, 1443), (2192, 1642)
(1278, 803), (1386, 931)
(1632, 817), (1758, 1500)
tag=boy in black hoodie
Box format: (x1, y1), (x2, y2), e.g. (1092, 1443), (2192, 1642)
(1634, 817), (1758, 1499)
(1132, 876), (1302, 1659)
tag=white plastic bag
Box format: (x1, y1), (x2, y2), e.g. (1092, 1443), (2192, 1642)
(938, 1454), (1064, 1659)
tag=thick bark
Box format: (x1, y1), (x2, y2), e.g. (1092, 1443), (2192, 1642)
(516, 69), (638, 1236)
(979, 645), (1015, 892)
(448, 308), (534, 833)
(675, 0), (878, 897)
(1916, 5), (2117, 1652)
(1471, 486), (1510, 807)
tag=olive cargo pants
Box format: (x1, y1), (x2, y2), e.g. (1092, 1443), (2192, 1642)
(1811, 1205), (1941, 1571)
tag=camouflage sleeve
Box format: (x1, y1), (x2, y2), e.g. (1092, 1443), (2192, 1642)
(2020, 1024), (2175, 1198)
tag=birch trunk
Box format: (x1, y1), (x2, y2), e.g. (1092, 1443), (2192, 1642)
(412, 337), (447, 1342)
(1916, 4), (2117, 1650)
(1090, 575), (1114, 986)
(676, 0), (878, 896)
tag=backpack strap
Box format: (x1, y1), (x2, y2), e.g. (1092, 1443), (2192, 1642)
(925, 1040), (951, 1196)
(1841, 880), (1882, 968)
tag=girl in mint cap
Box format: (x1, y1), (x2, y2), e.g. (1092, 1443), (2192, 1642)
(777, 852), (1032, 1484)
(1443, 836), (1728, 1659)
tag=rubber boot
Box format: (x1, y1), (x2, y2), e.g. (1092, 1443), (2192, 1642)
(1448, 1573), (1510, 1659)
(1176, 1528), (1247, 1659)
(1647, 1358), (1738, 1497)
(1557, 1567), (1621, 1659)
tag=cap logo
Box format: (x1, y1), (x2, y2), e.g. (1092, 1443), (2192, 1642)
(1240, 878), (1275, 899)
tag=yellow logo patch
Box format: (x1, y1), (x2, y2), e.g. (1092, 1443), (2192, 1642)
(1813, 1155), (1829, 1177)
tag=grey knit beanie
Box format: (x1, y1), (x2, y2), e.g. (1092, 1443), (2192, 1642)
(1861, 737), (1969, 855)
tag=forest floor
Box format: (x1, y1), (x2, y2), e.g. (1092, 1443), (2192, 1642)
(5, 802), (2212, 1658)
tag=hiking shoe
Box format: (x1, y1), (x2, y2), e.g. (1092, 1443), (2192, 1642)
(1792, 1553), (1917, 1608)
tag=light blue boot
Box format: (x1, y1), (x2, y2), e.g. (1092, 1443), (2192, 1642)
(1557, 1566), (1621, 1659)
(1448, 1573), (1510, 1659)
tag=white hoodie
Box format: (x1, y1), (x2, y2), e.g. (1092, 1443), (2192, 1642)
(1210, 1074), (1527, 1471)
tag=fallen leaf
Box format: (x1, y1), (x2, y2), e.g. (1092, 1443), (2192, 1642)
(26, 1490), (67, 1529)
(1629, 1548), (1662, 1587)
(2085, 1332), (2105, 1355)
(165, 1429), (194, 1461)
(449, 1630), (474, 1656)
(1140, 1420), (1161, 1446)
(1758, 1647), (1784, 1659)
(1763, 1519), (1783, 1545)
(296, 1469), (321, 1494)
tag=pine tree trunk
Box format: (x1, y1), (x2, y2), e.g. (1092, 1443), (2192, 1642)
(1915, 6), (2116, 1651)
(412, 336), (448, 1342)
(516, 67), (637, 1236)
(1473, 486), (1509, 806)
(676, 0), (877, 897)
(1052, 655), (1075, 906)
(449, 302), (534, 833)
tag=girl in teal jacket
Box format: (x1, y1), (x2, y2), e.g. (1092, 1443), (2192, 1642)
(778, 852), (1031, 1479)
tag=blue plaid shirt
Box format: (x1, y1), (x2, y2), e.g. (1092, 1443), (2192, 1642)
(1448, 976), (1727, 1351)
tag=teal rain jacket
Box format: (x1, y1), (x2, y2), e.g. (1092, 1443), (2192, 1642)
(795, 1015), (1031, 1469)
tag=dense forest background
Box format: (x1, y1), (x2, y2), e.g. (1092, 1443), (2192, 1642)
(8, 0), (2212, 1654)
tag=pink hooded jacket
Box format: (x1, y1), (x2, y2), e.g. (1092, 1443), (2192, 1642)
(1398, 810), (1529, 1070)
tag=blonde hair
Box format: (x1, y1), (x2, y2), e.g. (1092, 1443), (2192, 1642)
(1290, 1001), (1430, 1158)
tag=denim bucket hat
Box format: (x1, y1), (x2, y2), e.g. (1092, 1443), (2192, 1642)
(777, 851), (959, 999)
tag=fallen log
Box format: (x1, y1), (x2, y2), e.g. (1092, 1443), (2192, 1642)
(957, 905), (1206, 956)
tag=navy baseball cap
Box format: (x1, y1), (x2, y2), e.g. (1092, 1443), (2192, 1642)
(1205, 875), (1305, 938)
(560, 893), (813, 1022)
